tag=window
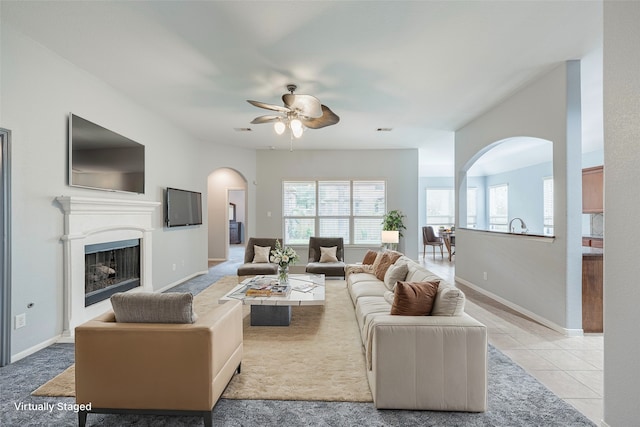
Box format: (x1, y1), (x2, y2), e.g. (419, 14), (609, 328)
(426, 188), (455, 228)
(283, 182), (316, 244)
(467, 187), (477, 228)
(283, 180), (385, 245)
(543, 177), (554, 235)
(489, 184), (508, 231)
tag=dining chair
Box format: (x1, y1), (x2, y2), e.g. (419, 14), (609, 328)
(422, 226), (444, 260)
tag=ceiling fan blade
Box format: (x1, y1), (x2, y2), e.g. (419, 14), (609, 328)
(247, 100), (290, 113)
(282, 94), (323, 118)
(250, 115), (282, 124)
(301, 105), (340, 129)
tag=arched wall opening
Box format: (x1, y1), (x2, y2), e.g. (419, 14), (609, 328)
(207, 168), (247, 261)
(459, 136), (554, 236)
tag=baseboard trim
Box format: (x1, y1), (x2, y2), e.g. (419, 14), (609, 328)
(156, 270), (209, 293)
(455, 276), (584, 337)
(208, 258), (225, 262)
(11, 335), (61, 363)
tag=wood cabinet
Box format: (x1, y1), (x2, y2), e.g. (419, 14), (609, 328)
(582, 251), (603, 333)
(582, 237), (603, 248)
(582, 166), (604, 213)
(229, 221), (242, 244)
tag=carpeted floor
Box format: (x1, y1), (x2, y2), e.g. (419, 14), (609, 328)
(0, 246), (596, 426)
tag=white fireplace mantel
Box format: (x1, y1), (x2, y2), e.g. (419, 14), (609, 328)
(56, 196), (161, 339)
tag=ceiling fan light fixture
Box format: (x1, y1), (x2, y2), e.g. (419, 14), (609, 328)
(292, 123), (304, 139)
(290, 118), (303, 132)
(274, 121), (286, 135)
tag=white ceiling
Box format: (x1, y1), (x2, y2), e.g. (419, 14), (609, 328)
(3, 1), (603, 176)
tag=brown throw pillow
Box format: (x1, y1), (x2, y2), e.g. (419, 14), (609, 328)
(373, 251), (402, 281)
(391, 281), (440, 316)
(362, 250), (378, 265)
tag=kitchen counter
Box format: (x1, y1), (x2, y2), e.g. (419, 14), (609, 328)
(582, 246), (603, 257)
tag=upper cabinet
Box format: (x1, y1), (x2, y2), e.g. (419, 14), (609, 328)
(582, 166), (604, 213)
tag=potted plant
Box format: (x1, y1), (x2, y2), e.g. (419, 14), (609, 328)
(382, 210), (406, 250)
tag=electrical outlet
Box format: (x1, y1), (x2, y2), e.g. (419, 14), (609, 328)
(172, 264), (176, 271)
(483, 272), (488, 281)
(15, 313), (26, 329)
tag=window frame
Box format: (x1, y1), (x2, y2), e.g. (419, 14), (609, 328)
(282, 180), (386, 245)
(489, 183), (509, 231)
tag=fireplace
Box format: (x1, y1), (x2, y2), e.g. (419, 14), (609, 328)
(57, 196), (160, 339)
(85, 239), (141, 306)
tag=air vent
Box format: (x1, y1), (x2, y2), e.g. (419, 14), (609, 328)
(234, 127), (252, 132)
(376, 128), (393, 132)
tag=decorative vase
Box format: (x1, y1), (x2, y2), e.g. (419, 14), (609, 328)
(278, 265), (289, 285)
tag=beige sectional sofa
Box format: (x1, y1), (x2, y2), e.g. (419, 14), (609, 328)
(346, 254), (488, 412)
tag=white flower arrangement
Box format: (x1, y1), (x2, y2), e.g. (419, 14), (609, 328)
(270, 240), (299, 268)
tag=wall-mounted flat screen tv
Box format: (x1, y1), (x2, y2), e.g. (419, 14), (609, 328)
(69, 114), (145, 194)
(166, 187), (203, 228)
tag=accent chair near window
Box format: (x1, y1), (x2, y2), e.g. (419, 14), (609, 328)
(305, 237), (346, 278)
(237, 237), (282, 276)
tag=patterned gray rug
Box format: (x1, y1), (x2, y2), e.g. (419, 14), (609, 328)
(0, 342), (594, 426)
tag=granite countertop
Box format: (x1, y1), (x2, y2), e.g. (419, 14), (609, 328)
(583, 246), (604, 257)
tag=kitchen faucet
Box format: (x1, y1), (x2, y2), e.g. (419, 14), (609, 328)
(508, 217), (528, 234)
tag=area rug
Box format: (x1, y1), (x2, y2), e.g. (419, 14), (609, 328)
(32, 276), (373, 402)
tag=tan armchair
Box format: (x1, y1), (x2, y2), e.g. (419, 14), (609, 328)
(75, 299), (243, 427)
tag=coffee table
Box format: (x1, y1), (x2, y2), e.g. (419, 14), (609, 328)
(219, 273), (325, 326)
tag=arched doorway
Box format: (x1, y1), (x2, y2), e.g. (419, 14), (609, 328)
(207, 168), (247, 262)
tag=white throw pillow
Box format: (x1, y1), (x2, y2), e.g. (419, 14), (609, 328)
(319, 246), (338, 263)
(252, 245), (271, 263)
(431, 286), (466, 316)
(383, 290), (394, 305)
(383, 261), (409, 291)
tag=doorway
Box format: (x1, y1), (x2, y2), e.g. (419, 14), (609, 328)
(0, 129), (12, 367)
(207, 168), (247, 262)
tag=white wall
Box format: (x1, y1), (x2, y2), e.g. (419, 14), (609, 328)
(1, 24), (256, 358)
(256, 149), (419, 263)
(603, 1), (640, 424)
(455, 62), (583, 333)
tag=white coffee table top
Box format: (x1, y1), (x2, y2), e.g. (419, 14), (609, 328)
(219, 273), (325, 306)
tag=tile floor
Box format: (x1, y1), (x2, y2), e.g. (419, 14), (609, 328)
(420, 253), (603, 425)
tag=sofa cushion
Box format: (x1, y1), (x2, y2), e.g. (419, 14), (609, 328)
(319, 246), (339, 263)
(355, 296), (393, 345)
(349, 280), (388, 305)
(373, 251), (402, 280)
(110, 292), (197, 324)
(362, 249), (378, 265)
(383, 290), (394, 305)
(406, 262), (443, 283)
(252, 245), (271, 263)
(431, 286), (466, 316)
(391, 281), (440, 316)
(383, 261), (409, 291)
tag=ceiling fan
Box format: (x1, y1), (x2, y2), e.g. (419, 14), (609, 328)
(247, 84), (340, 140)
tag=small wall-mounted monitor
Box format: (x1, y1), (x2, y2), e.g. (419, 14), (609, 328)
(165, 187), (203, 228)
(69, 114), (145, 194)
